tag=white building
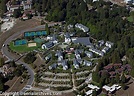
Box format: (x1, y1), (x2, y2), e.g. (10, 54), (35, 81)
(89, 48), (104, 56)
(56, 51), (63, 61)
(75, 23), (89, 32)
(88, 84), (100, 91)
(124, 0), (134, 4)
(103, 84), (121, 93)
(21, 0), (32, 10)
(73, 59), (80, 69)
(85, 51), (93, 58)
(65, 33), (71, 43)
(62, 60), (68, 70)
(105, 41), (114, 48)
(86, 90), (93, 96)
(102, 47), (109, 53)
(49, 63), (57, 70)
(75, 50), (81, 59)
(98, 40), (104, 47)
(83, 60), (92, 66)
(93, 0), (99, 2)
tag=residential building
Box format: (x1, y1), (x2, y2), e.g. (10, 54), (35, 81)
(85, 51), (93, 58)
(105, 41), (114, 48)
(87, 84), (100, 91)
(75, 49), (81, 59)
(93, 0), (99, 2)
(51, 34), (58, 44)
(83, 60), (92, 66)
(67, 24), (73, 29)
(47, 35), (53, 40)
(41, 42), (54, 49)
(102, 84), (121, 93)
(6, 0), (32, 12)
(56, 50), (63, 61)
(22, 13), (28, 20)
(21, 0), (32, 10)
(72, 37), (92, 47)
(73, 59), (80, 69)
(86, 90), (93, 96)
(75, 23), (89, 32)
(89, 48), (104, 56)
(102, 47), (109, 53)
(62, 60), (68, 70)
(45, 54), (52, 60)
(124, 0), (134, 4)
(49, 63), (57, 70)
(98, 40), (104, 47)
(65, 33), (71, 43)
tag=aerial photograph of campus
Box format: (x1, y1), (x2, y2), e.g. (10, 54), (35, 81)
(0, 0), (134, 96)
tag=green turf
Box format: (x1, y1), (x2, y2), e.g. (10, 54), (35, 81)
(65, 54), (75, 59)
(34, 38), (44, 43)
(127, 16), (134, 22)
(9, 42), (42, 53)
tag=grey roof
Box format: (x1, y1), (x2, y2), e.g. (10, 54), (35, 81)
(85, 51), (93, 55)
(65, 33), (70, 38)
(62, 60), (68, 70)
(75, 49), (80, 55)
(72, 37), (91, 46)
(49, 63), (57, 70)
(43, 42), (54, 48)
(45, 54), (52, 60)
(75, 23), (89, 32)
(84, 60), (92, 66)
(106, 41), (114, 46)
(73, 59), (79, 66)
(56, 50), (63, 57)
(89, 48), (104, 56)
(52, 34), (57, 41)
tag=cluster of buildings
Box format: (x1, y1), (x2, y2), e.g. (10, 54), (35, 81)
(42, 34), (58, 49)
(85, 83), (121, 95)
(0, 64), (14, 77)
(86, 84), (100, 95)
(5, 0), (33, 19)
(46, 49), (93, 70)
(124, 0), (134, 4)
(89, 40), (114, 57)
(102, 84), (121, 93)
(99, 63), (131, 78)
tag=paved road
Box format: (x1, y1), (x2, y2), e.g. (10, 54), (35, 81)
(1, 25), (45, 94)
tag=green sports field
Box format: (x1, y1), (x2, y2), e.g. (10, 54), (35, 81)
(9, 42), (42, 53)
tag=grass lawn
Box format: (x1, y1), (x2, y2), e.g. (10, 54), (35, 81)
(65, 53), (75, 59)
(9, 42), (42, 53)
(127, 16), (134, 22)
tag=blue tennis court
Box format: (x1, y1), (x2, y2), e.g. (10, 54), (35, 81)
(24, 30), (47, 37)
(14, 39), (27, 45)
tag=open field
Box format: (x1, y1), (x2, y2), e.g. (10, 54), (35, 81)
(9, 42), (41, 53)
(5, 76), (27, 92)
(127, 16), (134, 22)
(116, 79), (134, 96)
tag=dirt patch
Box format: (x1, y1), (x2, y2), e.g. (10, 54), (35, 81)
(33, 53), (45, 70)
(5, 76), (27, 92)
(28, 43), (37, 47)
(116, 79), (134, 96)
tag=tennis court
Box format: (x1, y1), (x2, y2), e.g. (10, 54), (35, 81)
(14, 39), (27, 45)
(24, 30), (47, 37)
(34, 38), (44, 43)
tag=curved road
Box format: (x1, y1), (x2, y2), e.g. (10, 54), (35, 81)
(1, 25), (45, 94)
